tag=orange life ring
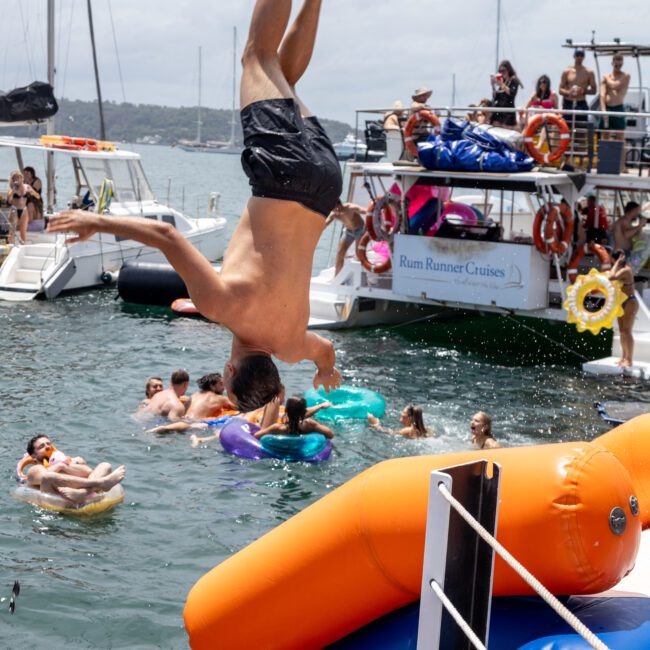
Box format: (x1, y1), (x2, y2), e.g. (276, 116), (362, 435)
(532, 202), (574, 255)
(524, 113), (570, 164)
(403, 110), (441, 158)
(356, 232), (391, 274)
(365, 195), (402, 242)
(567, 242), (612, 283)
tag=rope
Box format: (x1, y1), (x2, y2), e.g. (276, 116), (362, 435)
(501, 312), (590, 361)
(429, 579), (487, 650)
(107, 0), (127, 103)
(437, 482), (610, 650)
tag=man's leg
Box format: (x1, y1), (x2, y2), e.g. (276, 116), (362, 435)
(278, 0), (322, 116)
(240, 0), (295, 109)
(88, 461), (112, 480)
(36, 465), (126, 496)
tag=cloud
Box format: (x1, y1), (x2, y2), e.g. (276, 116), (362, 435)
(5, 0), (650, 124)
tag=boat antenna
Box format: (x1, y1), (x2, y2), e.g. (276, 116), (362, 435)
(87, 0), (107, 140)
(495, 0), (501, 70)
(198, 46), (202, 144)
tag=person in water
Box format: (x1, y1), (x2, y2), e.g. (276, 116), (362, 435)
(254, 396), (334, 439)
(148, 373), (237, 434)
(367, 404), (433, 438)
(47, 0), (343, 413)
(140, 376), (164, 408)
(470, 411), (500, 449)
(24, 435), (126, 503)
(608, 250), (638, 368)
(139, 369), (190, 421)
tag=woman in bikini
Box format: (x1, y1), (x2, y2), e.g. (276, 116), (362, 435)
(7, 170), (39, 244)
(368, 404), (434, 439)
(609, 250), (638, 367)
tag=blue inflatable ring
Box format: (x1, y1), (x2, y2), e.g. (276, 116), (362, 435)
(220, 418), (332, 462)
(304, 385), (385, 421)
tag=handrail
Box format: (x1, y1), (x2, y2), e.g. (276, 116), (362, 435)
(434, 481), (610, 650)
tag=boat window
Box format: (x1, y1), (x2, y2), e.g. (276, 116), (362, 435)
(77, 157), (154, 203)
(161, 214), (176, 228)
(144, 214), (157, 220)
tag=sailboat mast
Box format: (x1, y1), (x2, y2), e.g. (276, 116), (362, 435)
(495, 0), (501, 70)
(197, 46), (202, 144)
(46, 0), (55, 211)
(230, 27), (237, 147)
(87, 0), (106, 140)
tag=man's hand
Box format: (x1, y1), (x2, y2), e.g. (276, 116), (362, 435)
(47, 210), (101, 244)
(313, 367), (341, 393)
(367, 414), (380, 427)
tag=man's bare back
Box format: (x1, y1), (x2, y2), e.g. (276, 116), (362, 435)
(185, 392), (234, 419)
(145, 387), (186, 420)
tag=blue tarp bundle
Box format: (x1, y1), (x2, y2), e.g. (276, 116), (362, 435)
(417, 119), (535, 173)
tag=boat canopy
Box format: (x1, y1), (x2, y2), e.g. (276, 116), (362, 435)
(562, 41), (650, 57)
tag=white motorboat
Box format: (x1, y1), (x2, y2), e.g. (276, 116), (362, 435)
(0, 136), (227, 301)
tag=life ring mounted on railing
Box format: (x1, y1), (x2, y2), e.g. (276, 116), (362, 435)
(523, 113), (570, 164)
(365, 194), (402, 242)
(403, 110), (441, 158)
(356, 232), (392, 274)
(533, 202), (574, 255)
(567, 242), (612, 283)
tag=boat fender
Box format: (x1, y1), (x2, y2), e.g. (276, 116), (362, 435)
(101, 271), (116, 285)
(118, 262), (188, 306)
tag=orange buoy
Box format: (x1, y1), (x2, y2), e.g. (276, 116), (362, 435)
(403, 110), (441, 158)
(524, 113), (570, 164)
(185, 417), (649, 649)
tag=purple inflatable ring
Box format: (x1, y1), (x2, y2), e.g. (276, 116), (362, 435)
(219, 418), (332, 462)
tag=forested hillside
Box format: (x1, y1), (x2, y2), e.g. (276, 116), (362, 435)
(2, 97), (354, 145)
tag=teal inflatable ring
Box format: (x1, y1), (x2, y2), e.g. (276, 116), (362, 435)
(304, 385), (386, 421)
(260, 433), (329, 461)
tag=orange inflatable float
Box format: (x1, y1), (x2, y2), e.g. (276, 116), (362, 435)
(184, 416), (650, 650)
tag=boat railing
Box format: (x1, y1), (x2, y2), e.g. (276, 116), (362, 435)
(418, 462), (609, 650)
(354, 104), (650, 175)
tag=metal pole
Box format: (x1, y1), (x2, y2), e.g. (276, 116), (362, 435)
(87, 0), (106, 140)
(46, 0), (55, 211)
(451, 73), (456, 106)
(198, 46), (202, 144)
(495, 0), (501, 70)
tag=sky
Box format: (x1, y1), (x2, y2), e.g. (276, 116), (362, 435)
(3, 0), (650, 126)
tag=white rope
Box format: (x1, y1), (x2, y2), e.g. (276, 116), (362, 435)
(429, 579), (487, 650)
(437, 483), (610, 650)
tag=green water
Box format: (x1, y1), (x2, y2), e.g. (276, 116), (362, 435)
(0, 146), (644, 648)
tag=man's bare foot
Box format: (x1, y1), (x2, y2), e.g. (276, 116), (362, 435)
(59, 487), (91, 503)
(98, 466), (126, 491)
(620, 359), (633, 368)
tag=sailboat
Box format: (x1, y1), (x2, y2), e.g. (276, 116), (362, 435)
(179, 28), (241, 155)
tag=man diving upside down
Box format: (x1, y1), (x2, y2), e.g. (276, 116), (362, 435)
(48, 0), (342, 412)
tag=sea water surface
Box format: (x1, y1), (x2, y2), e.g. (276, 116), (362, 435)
(0, 145), (645, 648)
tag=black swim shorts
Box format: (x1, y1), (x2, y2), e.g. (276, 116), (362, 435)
(240, 98), (343, 217)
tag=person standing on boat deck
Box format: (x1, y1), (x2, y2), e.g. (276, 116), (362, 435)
(24, 435), (126, 503)
(48, 0), (343, 413)
(608, 250), (638, 368)
(22, 166), (43, 222)
(613, 201), (646, 258)
(581, 192), (610, 245)
(325, 200), (366, 276)
(490, 60), (521, 128)
(470, 412), (499, 449)
(599, 54), (630, 141)
(141, 369), (190, 421)
(383, 100), (405, 131)
(6, 170), (39, 244)
(411, 87), (432, 111)
(559, 48), (596, 123)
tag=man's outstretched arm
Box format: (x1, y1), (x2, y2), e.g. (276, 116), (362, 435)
(47, 211), (231, 323)
(302, 331), (341, 392)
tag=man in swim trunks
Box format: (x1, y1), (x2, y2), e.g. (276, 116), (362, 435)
(140, 369), (190, 421)
(47, 0), (342, 413)
(599, 54), (630, 140)
(613, 201), (646, 257)
(325, 200), (366, 275)
(559, 48), (596, 123)
(24, 435), (126, 503)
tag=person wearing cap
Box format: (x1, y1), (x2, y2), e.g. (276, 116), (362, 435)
(559, 48), (596, 123)
(383, 100), (405, 131)
(411, 86), (432, 111)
